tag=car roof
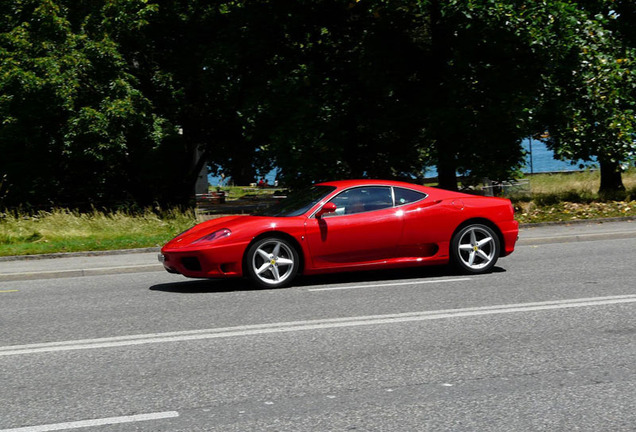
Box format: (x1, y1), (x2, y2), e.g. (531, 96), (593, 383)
(315, 179), (468, 200)
(316, 179), (425, 189)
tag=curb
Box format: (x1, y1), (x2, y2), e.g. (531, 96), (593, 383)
(0, 264), (164, 282)
(0, 247), (161, 262)
(517, 230), (636, 246)
(518, 215), (635, 228)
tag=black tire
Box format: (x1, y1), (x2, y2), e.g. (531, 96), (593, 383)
(245, 237), (300, 288)
(450, 223), (500, 274)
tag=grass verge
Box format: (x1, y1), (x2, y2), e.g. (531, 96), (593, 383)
(0, 208), (196, 257)
(514, 200), (635, 224)
(1, 170), (635, 257)
(511, 169), (636, 223)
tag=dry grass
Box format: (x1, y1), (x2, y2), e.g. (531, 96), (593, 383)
(526, 169), (636, 196)
(509, 168), (636, 223)
(0, 208), (196, 256)
(514, 200), (635, 224)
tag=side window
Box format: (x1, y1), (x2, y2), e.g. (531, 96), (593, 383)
(394, 187), (427, 206)
(324, 186), (393, 217)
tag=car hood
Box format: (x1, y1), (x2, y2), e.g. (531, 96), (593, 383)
(163, 215), (291, 250)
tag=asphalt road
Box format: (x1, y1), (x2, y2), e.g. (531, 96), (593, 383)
(1, 234), (635, 431)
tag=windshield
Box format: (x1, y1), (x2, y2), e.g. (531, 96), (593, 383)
(255, 185), (336, 217)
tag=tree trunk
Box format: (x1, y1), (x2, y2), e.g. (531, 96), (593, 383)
(599, 160), (625, 192)
(599, 160), (625, 199)
(226, 159), (256, 186)
(436, 143), (458, 191)
(429, 0), (457, 191)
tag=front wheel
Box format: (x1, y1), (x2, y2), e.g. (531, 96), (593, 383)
(450, 224), (500, 274)
(245, 237), (300, 288)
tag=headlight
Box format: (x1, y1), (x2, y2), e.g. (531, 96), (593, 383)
(192, 228), (231, 244)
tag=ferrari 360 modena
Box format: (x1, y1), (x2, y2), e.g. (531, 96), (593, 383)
(159, 179), (518, 288)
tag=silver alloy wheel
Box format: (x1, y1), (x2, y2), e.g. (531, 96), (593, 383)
(251, 239), (296, 286)
(455, 225), (498, 271)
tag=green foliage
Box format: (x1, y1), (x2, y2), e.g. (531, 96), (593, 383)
(535, 2), (636, 192)
(423, 0), (550, 187)
(2, 0), (636, 208)
(0, 0), (170, 208)
(261, 0), (433, 187)
(0, 174), (7, 207)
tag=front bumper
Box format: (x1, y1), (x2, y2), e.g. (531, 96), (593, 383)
(159, 243), (246, 278)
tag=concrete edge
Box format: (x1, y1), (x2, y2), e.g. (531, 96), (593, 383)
(518, 230), (636, 246)
(0, 264), (164, 282)
(0, 247), (161, 262)
(518, 215), (635, 228)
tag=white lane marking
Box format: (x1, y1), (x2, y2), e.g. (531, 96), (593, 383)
(0, 411), (179, 432)
(306, 277), (471, 292)
(2, 295), (635, 357)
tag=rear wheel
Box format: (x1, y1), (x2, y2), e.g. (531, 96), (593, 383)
(245, 237), (300, 288)
(451, 224), (500, 274)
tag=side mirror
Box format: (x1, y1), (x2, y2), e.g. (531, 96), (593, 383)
(315, 202), (337, 219)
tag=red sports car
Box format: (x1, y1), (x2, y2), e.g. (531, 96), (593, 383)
(160, 179), (518, 288)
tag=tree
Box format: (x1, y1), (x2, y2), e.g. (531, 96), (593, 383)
(536, 2), (636, 196)
(0, 0), (166, 208)
(6, 0), (633, 208)
(102, 0), (289, 189)
(426, 0), (549, 189)
(248, 0), (550, 190)
(256, 0), (431, 188)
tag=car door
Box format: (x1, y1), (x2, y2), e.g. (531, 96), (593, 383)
(304, 186), (403, 268)
(395, 187), (449, 258)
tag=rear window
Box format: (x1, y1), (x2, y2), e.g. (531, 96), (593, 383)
(394, 187), (427, 205)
